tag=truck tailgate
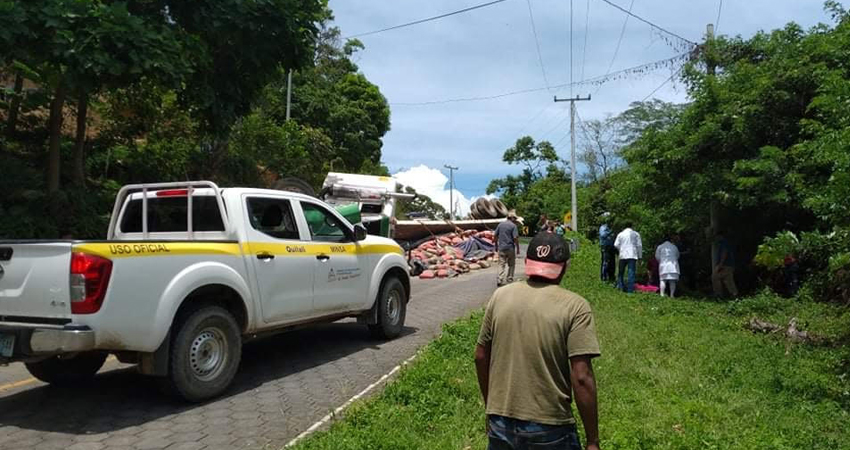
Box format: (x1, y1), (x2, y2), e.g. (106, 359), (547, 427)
(0, 242), (73, 321)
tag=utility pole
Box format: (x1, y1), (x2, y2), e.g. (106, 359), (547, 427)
(285, 69), (293, 121)
(554, 94), (591, 232)
(444, 164), (458, 219)
(706, 23), (720, 274)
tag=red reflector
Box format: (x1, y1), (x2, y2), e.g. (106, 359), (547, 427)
(70, 252), (113, 314)
(156, 189), (189, 197)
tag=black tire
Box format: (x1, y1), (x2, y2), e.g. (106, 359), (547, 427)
(492, 198), (509, 217)
(470, 202), (484, 219)
(160, 305), (242, 402)
(25, 351), (107, 386)
(368, 277), (408, 339)
(274, 177), (316, 197)
(476, 198), (499, 218)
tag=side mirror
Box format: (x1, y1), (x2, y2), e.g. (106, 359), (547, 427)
(353, 224), (368, 241)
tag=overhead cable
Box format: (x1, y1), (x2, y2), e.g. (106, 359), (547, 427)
(570, 0), (574, 96)
(597, 0), (697, 45)
(391, 52), (691, 106)
(715, 0), (724, 33)
(595, 0), (636, 95)
(640, 65), (684, 102)
(345, 0), (509, 39)
(580, 0), (592, 82)
(525, 0), (551, 89)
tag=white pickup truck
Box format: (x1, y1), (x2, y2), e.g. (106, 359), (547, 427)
(0, 181), (410, 401)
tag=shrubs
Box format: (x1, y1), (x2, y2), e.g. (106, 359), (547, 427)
(755, 229), (850, 304)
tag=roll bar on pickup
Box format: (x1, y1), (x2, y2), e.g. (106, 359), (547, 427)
(106, 181), (231, 240)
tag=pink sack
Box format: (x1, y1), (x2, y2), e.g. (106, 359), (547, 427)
(635, 283), (659, 293)
(420, 270), (436, 279)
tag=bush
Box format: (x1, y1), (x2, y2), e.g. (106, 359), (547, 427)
(755, 228), (850, 304)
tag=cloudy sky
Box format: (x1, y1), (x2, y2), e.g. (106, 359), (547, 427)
(326, 0), (832, 213)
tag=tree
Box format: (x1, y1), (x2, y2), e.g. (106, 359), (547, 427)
(487, 136), (562, 208)
(1, 1), (193, 192)
(394, 186), (446, 220)
(615, 99), (685, 147)
(246, 23), (391, 181)
(589, 2), (850, 298)
(285, 26), (390, 172)
(165, 0), (328, 138)
(578, 115), (621, 182)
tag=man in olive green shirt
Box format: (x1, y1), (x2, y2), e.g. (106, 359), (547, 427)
(475, 232), (601, 450)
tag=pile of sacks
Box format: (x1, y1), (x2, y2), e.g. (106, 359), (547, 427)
(409, 230), (497, 279)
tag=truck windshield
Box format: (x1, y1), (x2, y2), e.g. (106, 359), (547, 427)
(120, 196), (225, 233)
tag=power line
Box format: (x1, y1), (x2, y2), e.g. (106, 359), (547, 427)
(525, 0), (551, 89)
(595, 0), (636, 95)
(540, 109), (572, 141)
(570, 0), (574, 96)
(715, 0), (724, 33)
(391, 52), (691, 106)
(640, 65), (684, 102)
(597, 0), (697, 45)
(344, 0), (510, 39)
(501, 102), (554, 150)
(580, 0), (591, 82)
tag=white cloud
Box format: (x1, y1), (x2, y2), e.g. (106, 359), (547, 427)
(393, 165), (477, 217)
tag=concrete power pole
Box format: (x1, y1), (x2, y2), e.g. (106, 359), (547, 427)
(444, 164), (458, 219)
(554, 94), (591, 232)
(285, 69), (293, 121)
(707, 23), (720, 272)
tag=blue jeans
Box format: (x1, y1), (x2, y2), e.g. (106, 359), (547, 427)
(618, 258), (637, 293)
(487, 415), (582, 450)
(600, 246), (616, 282)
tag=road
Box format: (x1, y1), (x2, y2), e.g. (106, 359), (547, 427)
(0, 262), (516, 450)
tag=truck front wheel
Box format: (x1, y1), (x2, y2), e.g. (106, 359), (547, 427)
(25, 351), (108, 386)
(161, 305), (242, 402)
(368, 277), (408, 339)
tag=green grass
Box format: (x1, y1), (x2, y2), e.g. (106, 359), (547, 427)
(292, 238), (850, 450)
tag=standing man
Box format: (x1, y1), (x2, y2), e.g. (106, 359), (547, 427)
(494, 210), (520, 287)
(712, 230), (739, 298)
(538, 213), (550, 233)
(598, 215), (616, 283)
(475, 232), (601, 450)
(614, 222), (642, 293)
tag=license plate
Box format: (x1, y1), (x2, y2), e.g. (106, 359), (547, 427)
(0, 334), (15, 357)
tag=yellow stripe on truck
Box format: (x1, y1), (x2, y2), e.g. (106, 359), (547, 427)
(246, 242), (402, 256)
(74, 242), (402, 259)
(74, 242), (243, 259)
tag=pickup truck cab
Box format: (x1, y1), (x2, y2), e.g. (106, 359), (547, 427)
(0, 181), (410, 401)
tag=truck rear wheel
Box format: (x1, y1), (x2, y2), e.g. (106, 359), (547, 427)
(161, 305), (242, 402)
(25, 351), (108, 386)
(369, 277), (407, 339)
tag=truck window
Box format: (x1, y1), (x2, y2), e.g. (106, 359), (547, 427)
(120, 196), (225, 233)
(300, 202), (349, 243)
(247, 198), (300, 240)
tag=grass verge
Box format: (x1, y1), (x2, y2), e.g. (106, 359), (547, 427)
(292, 238), (850, 450)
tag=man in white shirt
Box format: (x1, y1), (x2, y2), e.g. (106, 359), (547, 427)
(614, 222), (642, 293)
(655, 238), (680, 297)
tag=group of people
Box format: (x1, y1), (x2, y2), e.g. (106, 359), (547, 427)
(538, 214), (571, 236)
(599, 221), (681, 297)
(599, 219), (739, 298)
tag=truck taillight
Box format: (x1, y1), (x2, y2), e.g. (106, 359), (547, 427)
(70, 252), (113, 314)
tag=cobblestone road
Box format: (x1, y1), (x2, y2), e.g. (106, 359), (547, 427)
(0, 263), (514, 450)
